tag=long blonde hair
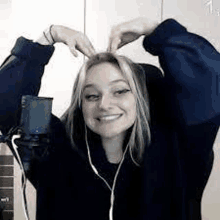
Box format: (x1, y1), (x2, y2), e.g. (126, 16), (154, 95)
(61, 52), (151, 164)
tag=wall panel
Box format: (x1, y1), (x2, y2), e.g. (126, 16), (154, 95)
(0, 0), (12, 63)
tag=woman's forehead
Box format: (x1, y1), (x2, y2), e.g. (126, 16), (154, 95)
(85, 62), (127, 85)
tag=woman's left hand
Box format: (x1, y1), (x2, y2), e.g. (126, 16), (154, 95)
(107, 17), (158, 53)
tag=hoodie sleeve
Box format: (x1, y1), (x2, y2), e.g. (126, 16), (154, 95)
(0, 37), (54, 134)
(143, 19), (220, 126)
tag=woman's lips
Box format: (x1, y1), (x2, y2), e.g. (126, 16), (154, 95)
(97, 114), (122, 122)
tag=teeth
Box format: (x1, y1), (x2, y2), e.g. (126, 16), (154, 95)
(99, 115), (121, 121)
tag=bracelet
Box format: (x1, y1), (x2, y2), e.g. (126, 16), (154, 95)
(49, 25), (55, 44)
(43, 31), (50, 44)
(42, 25), (55, 45)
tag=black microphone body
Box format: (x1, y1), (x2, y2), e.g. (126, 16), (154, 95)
(14, 95), (53, 173)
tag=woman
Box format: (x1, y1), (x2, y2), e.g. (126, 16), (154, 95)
(0, 17), (220, 220)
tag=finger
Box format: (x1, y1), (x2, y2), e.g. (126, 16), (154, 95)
(88, 48), (96, 57)
(109, 37), (121, 53)
(107, 26), (119, 52)
(76, 35), (96, 57)
(75, 42), (92, 58)
(69, 47), (78, 57)
(87, 42), (96, 57)
(82, 47), (94, 58)
(90, 45), (96, 56)
(107, 39), (112, 52)
(81, 40), (97, 57)
(107, 36), (114, 52)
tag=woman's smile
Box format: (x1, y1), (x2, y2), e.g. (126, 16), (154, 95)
(96, 114), (123, 122)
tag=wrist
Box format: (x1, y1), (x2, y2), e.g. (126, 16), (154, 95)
(50, 25), (60, 43)
(142, 18), (159, 36)
(52, 25), (77, 45)
(44, 25), (55, 45)
(35, 25), (55, 46)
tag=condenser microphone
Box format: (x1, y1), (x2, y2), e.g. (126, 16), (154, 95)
(14, 95), (53, 172)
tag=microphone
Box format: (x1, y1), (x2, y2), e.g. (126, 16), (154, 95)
(14, 95), (53, 173)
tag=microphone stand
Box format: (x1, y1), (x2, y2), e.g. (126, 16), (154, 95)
(14, 129), (51, 173)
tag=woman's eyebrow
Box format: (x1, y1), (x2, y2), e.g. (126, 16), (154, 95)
(84, 79), (127, 89)
(83, 79), (128, 91)
(109, 79), (128, 85)
(83, 84), (95, 90)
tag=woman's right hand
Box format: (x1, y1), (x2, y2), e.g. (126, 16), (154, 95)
(51, 25), (96, 58)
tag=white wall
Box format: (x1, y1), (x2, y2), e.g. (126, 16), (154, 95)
(0, 0), (12, 62)
(0, 0), (220, 219)
(85, 0), (161, 64)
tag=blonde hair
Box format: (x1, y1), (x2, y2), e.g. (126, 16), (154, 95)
(61, 52), (151, 164)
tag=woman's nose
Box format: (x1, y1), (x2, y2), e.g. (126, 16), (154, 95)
(98, 95), (113, 110)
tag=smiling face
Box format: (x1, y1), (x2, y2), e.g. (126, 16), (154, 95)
(82, 62), (136, 141)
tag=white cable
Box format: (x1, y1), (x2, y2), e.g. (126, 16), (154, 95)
(12, 135), (30, 220)
(85, 128), (112, 191)
(85, 126), (130, 220)
(109, 144), (129, 220)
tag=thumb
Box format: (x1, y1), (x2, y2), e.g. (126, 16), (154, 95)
(109, 37), (121, 53)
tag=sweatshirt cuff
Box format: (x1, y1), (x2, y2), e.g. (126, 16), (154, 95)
(11, 37), (55, 65)
(143, 19), (187, 56)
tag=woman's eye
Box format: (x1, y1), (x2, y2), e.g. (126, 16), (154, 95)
(114, 89), (130, 95)
(85, 94), (99, 101)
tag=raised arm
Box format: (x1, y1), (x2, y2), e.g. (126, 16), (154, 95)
(108, 18), (220, 126)
(108, 19), (220, 219)
(0, 25), (95, 135)
(0, 37), (54, 134)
